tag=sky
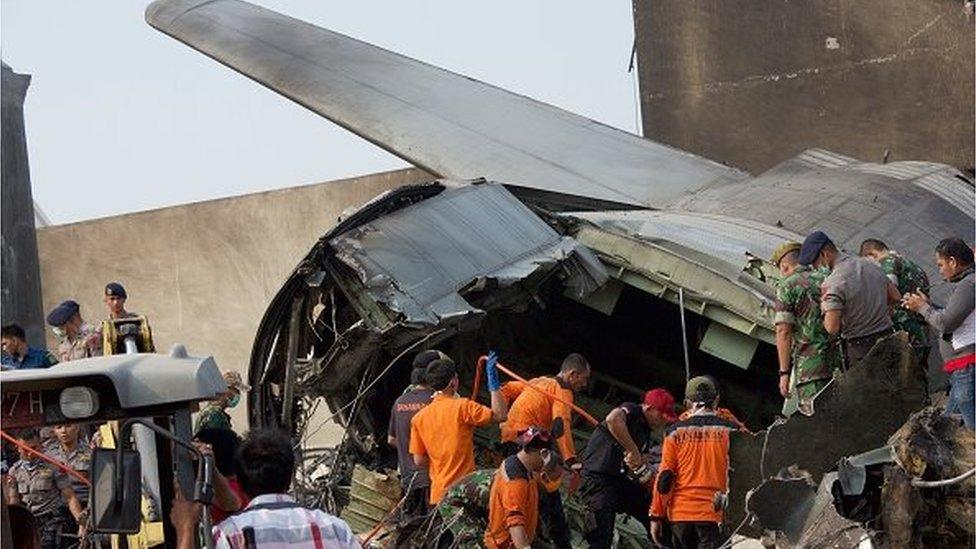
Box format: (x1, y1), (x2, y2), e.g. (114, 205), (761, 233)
(1, 1), (640, 224)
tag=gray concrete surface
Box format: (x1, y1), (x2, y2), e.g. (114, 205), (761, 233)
(634, 0), (976, 174)
(36, 167), (431, 428)
(2, 62), (45, 346)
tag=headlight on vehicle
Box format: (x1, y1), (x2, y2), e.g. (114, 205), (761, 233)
(60, 386), (99, 419)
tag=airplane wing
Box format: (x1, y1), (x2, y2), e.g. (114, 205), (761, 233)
(146, 0), (747, 210)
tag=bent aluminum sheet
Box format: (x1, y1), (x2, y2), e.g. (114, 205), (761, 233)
(146, 0), (747, 209)
(674, 149), (975, 287)
(329, 182), (607, 326)
(570, 210), (801, 283)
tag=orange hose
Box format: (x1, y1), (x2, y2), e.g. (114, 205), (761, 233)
(470, 355), (599, 427)
(0, 429), (92, 486)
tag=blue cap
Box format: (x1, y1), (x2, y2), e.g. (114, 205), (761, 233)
(798, 231), (833, 265)
(46, 300), (80, 327)
(105, 282), (127, 299)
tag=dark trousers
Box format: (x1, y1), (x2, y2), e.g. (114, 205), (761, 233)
(580, 472), (652, 549)
(401, 484), (431, 521)
(500, 442), (572, 548)
(843, 328), (893, 369)
(37, 506), (77, 549)
(671, 521), (723, 549)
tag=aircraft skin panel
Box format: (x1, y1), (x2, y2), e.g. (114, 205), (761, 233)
(673, 151), (975, 298)
(146, 0), (747, 209)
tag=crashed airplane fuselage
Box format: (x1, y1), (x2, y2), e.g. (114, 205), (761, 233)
(144, 0), (976, 543)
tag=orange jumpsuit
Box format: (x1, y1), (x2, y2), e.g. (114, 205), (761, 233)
(499, 377), (576, 461)
(649, 412), (738, 524)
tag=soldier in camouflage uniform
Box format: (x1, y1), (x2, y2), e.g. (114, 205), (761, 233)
(434, 468), (493, 547)
(860, 239), (931, 354)
(772, 242), (842, 416)
(4, 429), (84, 549)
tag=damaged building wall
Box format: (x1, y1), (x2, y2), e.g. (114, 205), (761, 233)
(36, 167), (431, 428)
(633, 0), (976, 174)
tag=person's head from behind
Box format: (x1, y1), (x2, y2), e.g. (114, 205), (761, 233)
(15, 428), (41, 462)
(559, 353), (591, 391)
(858, 239), (889, 262)
(684, 376), (720, 411)
(235, 429), (295, 497)
(1, 324), (28, 357)
(195, 427), (242, 477)
(424, 358), (459, 394)
(8, 503), (40, 549)
(935, 238), (974, 281)
(411, 349), (445, 388)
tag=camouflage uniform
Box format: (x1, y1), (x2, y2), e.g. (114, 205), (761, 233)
(878, 252), (930, 351)
(8, 459), (76, 549)
(434, 469), (493, 548)
(774, 265), (842, 413)
(194, 404), (233, 434)
(56, 323), (102, 362)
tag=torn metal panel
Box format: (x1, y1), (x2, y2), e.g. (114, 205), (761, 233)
(567, 211), (792, 344)
(328, 181), (608, 327)
(673, 150), (975, 304)
(727, 334), (927, 531)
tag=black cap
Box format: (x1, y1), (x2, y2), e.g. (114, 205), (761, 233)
(412, 349), (445, 369)
(798, 231), (833, 265)
(46, 300), (80, 327)
(105, 282), (127, 299)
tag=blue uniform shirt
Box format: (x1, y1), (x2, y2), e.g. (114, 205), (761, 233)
(1, 347), (58, 370)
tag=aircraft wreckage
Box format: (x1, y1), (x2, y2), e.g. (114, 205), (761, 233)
(146, 0), (976, 545)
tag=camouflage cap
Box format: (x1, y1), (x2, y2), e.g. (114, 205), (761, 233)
(685, 375), (719, 403)
(771, 241), (802, 266)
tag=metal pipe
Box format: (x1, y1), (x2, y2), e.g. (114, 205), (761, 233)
(678, 287), (691, 383)
(911, 467), (976, 488)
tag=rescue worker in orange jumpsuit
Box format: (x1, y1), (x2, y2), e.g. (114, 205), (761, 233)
(650, 376), (738, 549)
(410, 356), (508, 506)
(484, 426), (558, 549)
(497, 352), (591, 548)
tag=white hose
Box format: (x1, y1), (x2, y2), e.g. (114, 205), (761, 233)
(911, 467), (976, 488)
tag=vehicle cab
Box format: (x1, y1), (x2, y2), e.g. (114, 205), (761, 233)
(1, 346), (226, 549)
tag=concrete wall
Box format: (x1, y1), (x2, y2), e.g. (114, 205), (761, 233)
(2, 62), (45, 346)
(36, 167), (431, 427)
(634, 0), (976, 174)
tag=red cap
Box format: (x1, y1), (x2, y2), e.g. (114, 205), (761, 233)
(643, 388), (678, 422)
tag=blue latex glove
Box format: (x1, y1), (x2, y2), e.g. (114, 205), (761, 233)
(486, 350), (501, 392)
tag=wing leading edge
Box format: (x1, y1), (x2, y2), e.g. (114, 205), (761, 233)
(146, 0), (747, 209)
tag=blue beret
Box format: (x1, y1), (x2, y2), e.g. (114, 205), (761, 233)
(105, 282), (127, 299)
(46, 300), (80, 327)
(798, 231), (834, 265)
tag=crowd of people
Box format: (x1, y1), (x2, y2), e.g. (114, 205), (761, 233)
(2, 230), (973, 549)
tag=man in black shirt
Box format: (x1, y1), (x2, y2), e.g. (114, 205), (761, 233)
(580, 388), (677, 549)
(388, 350), (446, 519)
